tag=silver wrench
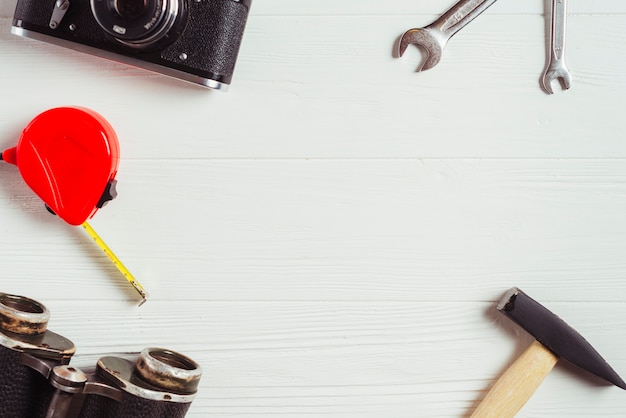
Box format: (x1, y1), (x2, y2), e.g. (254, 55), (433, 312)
(397, 0), (499, 71)
(541, 0), (572, 94)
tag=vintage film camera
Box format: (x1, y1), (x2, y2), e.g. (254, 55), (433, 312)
(11, 0), (252, 90)
(0, 292), (202, 418)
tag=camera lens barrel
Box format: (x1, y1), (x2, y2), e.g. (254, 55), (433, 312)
(91, 0), (183, 49)
(114, 0), (150, 20)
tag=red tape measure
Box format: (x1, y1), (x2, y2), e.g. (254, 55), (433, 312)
(1, 107), (147, 304)
(2, 107), (120, 225)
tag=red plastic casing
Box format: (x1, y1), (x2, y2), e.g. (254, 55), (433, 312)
(2, 107), (120, 225)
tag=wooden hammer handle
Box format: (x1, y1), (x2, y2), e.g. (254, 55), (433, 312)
(471, 340), (559, 418)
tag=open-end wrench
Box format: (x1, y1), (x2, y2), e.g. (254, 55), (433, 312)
(541, 0), (572, 94)
(397, 0), (499, 71)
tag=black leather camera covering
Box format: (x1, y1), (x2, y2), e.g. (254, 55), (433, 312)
(13, 0), (251, 85)
(160, 0), (249, 83)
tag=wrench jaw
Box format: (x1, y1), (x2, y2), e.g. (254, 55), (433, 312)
(398, 28), (445, 72)
(541, 66), (572, 95)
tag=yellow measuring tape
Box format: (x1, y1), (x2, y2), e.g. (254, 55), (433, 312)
(81, 221), (148, 306)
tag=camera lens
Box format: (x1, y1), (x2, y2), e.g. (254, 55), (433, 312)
(114, 0), (149, 20)
(0, 293), (50, 335)
(91, 0), (183, 49)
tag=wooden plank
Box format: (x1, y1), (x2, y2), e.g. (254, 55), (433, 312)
(3, 159), (626, 303)
(1, 3), (626, 417)
(1, 15), (626, 158)
(26, 299), (626, 417)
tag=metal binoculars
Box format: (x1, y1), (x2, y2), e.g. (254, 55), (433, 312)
(0, 292), (201, 418)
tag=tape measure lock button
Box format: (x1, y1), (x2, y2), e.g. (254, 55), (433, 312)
(97, 179), (118, 209)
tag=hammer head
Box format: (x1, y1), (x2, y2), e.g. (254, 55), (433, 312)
(498, 287), (626, 390)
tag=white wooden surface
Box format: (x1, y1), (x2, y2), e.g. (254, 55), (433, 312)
(1, 0), (626, 416)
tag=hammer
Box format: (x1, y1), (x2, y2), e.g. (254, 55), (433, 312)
(471, 287), (626, 417)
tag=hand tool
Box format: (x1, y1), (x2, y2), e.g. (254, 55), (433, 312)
(540, 0), (572, 94)
(471, 287), (625, 417)
(1, 107), (148, 306)
(397, 0), (499, 71)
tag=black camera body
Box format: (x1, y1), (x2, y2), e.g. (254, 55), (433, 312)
(0, 292), (202, 418)
(12, 0), (252, 90)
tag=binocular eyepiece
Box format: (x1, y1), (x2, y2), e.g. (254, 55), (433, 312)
(0, 292), (202, 418)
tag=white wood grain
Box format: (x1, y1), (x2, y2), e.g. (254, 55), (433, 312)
(3, 159), (626, 304)
(29, 299), (626, 418)
(0, 0), (626, 417)
(1, 13), (626, 159)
